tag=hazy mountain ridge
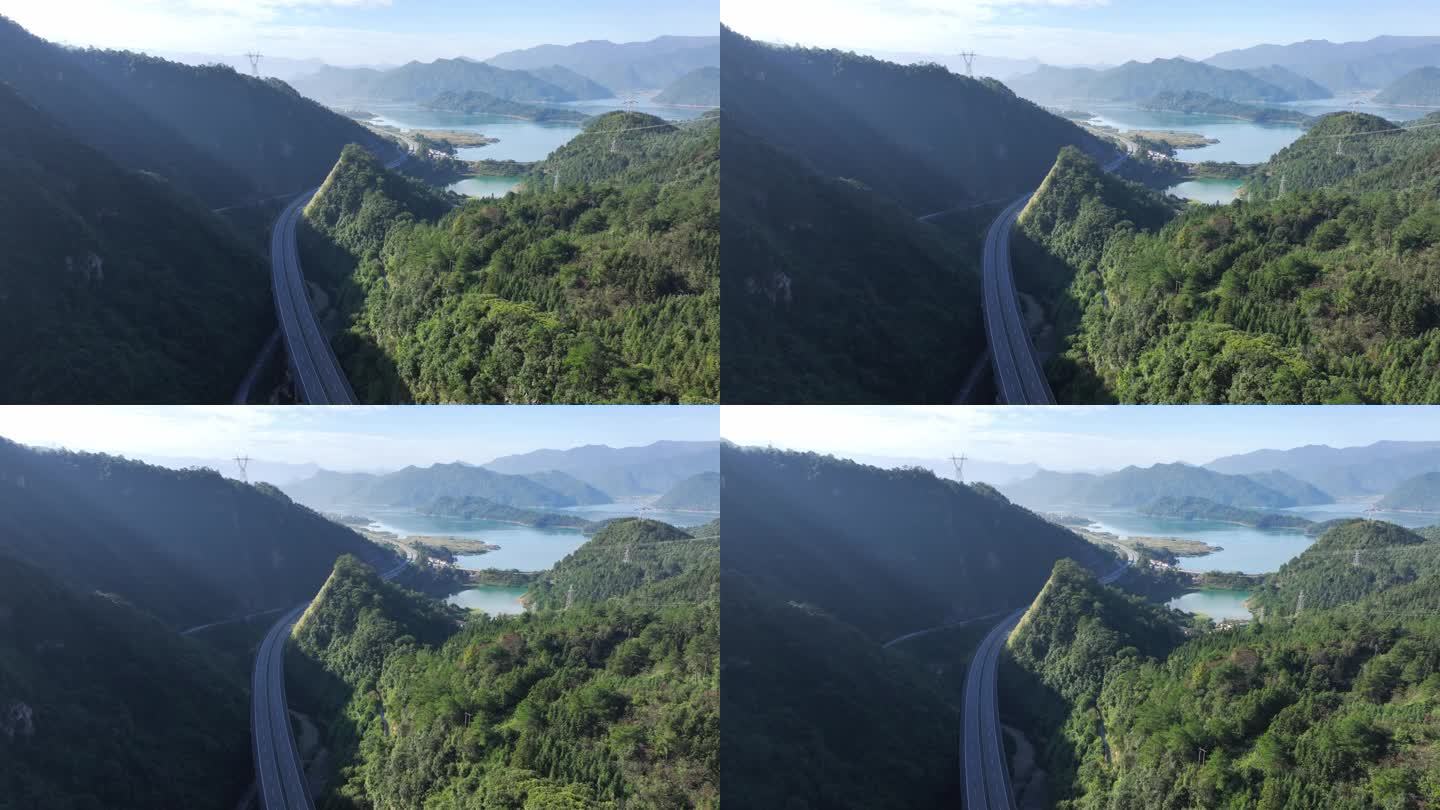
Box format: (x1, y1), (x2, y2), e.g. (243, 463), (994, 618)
(284, 461), (603, 509)
(1007, 56), (1326, 103)
(486, 35), (719, 91)
(1001, 461), (1333, 509)
(485, 440), (720, 496)
(1207, 440), (1440, 496)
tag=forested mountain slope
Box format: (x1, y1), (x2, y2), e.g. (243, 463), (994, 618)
(1019, 142), (1440, 403)
(722, 124), (986, 403)
(1249, 520), (1440, 617)
(292, 523), (718, 808)
(655, 66), (719, 106)
(0, 437), (392, 627)
(1006, 519), (1440, 809)
(299, 111), (717, 403)
(0, 555), (251, 810)
(291, 57), (590, 103)
(0, 83), (273, 403)
(654, 471), (720, 511)
(723, 27), (1107, 215)
(1248, 112), (1440, 197)
(1377, 471), (1440, 511)
(722, 443), (1115, 807)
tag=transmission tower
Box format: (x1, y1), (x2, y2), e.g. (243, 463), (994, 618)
(1295, 589), (1306, 617)
(245, 52), (262, 77)
(565, 584), (575, 611)
(1352, 549), (1362, 567)
(950, 453), (968, 483)
(958, 51), (976, 78)
(623, 543), (633, 564)
(234, 455), (251, 483)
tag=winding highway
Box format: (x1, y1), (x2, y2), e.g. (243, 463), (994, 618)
(270, 140), (410, 404)
(959, 543), (1137, 809)
(251, 550), (410, 810)
(980, 146), (1129, 404)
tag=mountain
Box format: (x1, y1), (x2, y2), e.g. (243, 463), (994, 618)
(1001, 462), (1332, 509)
(1208, 441), (1440, 496)
(1241, 470), (1334, 505)
(522, 64), (614, 98)
(153, 51), (331, 81)
(1007, 57), (1322, 103)
(1206, 36), (1440, 70)
(1249, 519), (1437, 616)
(1141, 89), (1315, 124)
(0, 82), (272, 403)
(485, 35), (719, 91)
(1030, 531), (1440, 807)
(858, 49), (1046, 80)
(0, 553), (251, 809)
(0, 16), (251, 206)
(63, 48), (388, 201)
(283, 462), (590, 510)
(291, 57), (589, 103)
(723, 443), (1113, 807)
(418, 495), (596, 530)
(723, 27), (1108, 216)
(421, 89), (590, 121)
(290, 522), (718, 806)
(653, 471), (720, 511)
(1137, 495), (1317, 530)
(721, 25), (1108, 403)
(1375, 65), (1440, 106)
(298, 111), (719, 403)
(1005, 559), (1187, 801)
(0, 437), (393, 627)
(516, 470), (612, 504)
(1241, 64), (1332, 99)
(654, 66), (719, 106)
(1376, 471), (1440, 511)
(1206, 36), (1440, 92)
(1246, 110), (1440, 197)
(523, 517), (716, 609)
(139, 456), (321, 485)
(486, 441), (720, 496)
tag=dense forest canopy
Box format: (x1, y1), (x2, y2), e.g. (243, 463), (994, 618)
(292, 520), (717, 808)
(300, 112), (717, 403)
(1017, 138), (1440, 403)
(0, 84), (273, 403)
(0, 555), (252, 810)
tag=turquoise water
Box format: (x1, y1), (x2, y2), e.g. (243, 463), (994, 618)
(365, 95), (706, 164)
(446, 175), (523, 198)
(446, 585), (528, 616)
(1083, 509), (1313, 574)
(1167, 589), (1253, 621)
(1165, 177), (1244, 204)
(361, 509), (587, 571)
(1093, 98), (1433, 202)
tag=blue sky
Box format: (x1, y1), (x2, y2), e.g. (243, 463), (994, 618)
(722, 0), (1440, 65)
(0, 406), (718, 470)
(721, 406), (1440, 471)
(5, 0), (717, 64)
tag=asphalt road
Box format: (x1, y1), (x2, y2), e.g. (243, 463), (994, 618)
(959, 546), (1136, 809)
(269, 141), (410, 404)
(251, 549), (410, 810)
(980, 146), (1129, 405)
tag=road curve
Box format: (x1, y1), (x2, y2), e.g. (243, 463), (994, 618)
(959, 549), (1135, 810)
(981, 146), (1128, 405)
(270, 141), (410, 404)
(251, 550), (409, 810)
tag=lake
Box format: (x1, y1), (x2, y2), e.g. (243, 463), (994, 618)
(1167, 589), (1253, 621)
(445, 175), (523, 198)
(361, 499), (716, 616)
(364, 94), (711, 198)
(1087, 97), (1434, 203)
(1084, 509), (1313, 574)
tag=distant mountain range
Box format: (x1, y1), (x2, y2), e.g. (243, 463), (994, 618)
(1206, 440), (1440, 497)
(655, 66), (719, 106)
(1205, 35), (1440, 92)
(283, 463), (610, 510)
(484, 440), (720, 497)
(654, 471), (721, 511)
(1000, 462), (1333, 509)
(291, 57), (606, 104)
(486, 35), (718, 92)
(1377, 471), (1440, 511)
(1375, 66), (1440, 106)
(1006, 57), (1331, 103)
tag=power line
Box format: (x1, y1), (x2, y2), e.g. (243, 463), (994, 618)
(234, 455), (251, 483)
(958, 51), (976, 78)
